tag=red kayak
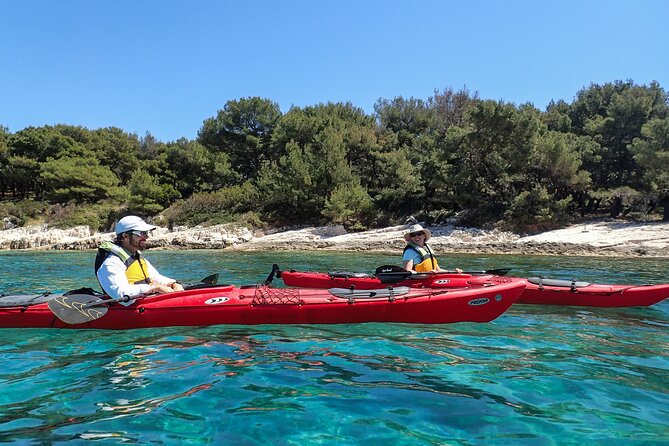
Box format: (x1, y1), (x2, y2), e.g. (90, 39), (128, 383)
(277, 266), (503, 290)
(276, 267), (669, 308)
(518, 277), (669, 307)
(0, 279), (527, 330)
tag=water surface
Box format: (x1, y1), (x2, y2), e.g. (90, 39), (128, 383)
(0, 251), (667, 445)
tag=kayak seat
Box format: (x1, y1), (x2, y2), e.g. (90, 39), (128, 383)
(527, 277), (591, 290)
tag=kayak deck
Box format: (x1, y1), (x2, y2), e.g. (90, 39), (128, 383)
(279, 269), (496, 289)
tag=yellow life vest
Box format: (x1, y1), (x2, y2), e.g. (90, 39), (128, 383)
(96, 241), (152, 285)
(403, 242), (439, 272)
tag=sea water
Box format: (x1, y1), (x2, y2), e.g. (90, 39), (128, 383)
(0, 250), (667, 445)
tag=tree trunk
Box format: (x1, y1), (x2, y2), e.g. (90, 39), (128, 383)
(659, 195), (669, 222)
(609, 196), (623, 218)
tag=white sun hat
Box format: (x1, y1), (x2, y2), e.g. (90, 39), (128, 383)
(403, 224), (431, 242)
(115, 216), (157, 234)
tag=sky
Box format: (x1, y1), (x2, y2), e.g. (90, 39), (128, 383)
(1, 0), (667, 142)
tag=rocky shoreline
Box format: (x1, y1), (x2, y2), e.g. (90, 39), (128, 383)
(1, 220), (668, 258)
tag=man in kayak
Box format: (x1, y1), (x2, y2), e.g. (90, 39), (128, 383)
(95, 215), (184, 305)
(402, 224), (463, 273)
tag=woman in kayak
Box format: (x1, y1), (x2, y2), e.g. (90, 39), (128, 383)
(402, 224), (462, 273)
(95, 216), (184, 304)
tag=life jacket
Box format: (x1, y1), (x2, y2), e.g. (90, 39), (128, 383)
(94, 241), (152, 285)
(403, 242), (439, 272)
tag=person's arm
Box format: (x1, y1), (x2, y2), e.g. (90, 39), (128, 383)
(145, 260), (184, 292)
(437, 267), (463, 273)
(402, 250), (420, 272)
(97, 257), (152, 304)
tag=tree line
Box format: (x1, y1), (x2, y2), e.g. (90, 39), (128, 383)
(1, 79), (668, 232)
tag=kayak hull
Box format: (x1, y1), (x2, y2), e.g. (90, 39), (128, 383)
(0, 279), (526, 329)
(517, 279), (669, 307)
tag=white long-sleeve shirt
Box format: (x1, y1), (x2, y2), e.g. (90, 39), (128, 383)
(96, 254), (175, 304)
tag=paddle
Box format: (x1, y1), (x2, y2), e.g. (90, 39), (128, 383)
(374, 265), (416, 283)
(183, 273), (219, 290)
(467, 268), (511, 276)
(373, 265), (512, 283)
(263, 264), (281, 285)
(49, 274), (220, 324)
(47, 293), (142, 324)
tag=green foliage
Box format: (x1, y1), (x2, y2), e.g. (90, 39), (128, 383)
(256, 142), (325, 223)
(504, 186), (572, 232)
(430, 86), (480, 131)
(571, 80), (668, 190)
(1, 80), (668, 232)
(272, 102), (374, 151)
(631, 117), (669, 191)
(532, 131), (592, 194)
(40, 156), (125, 204)
(126, 170), (179, 215)
(90, 127), (143, 183)
(374, 96), (432, 148)
(369, 147), (422, 216)
(160, 139), (239, 196)
(0, 199), (47, 227)
(442, 100), (546, 225)
(322, 183), (375, 229)
(631, 116), (669, 220)
(198, 97), (282, 180)
(45, 202), (119, 230)
(543, 100), (572, 133)
(161, 182), (259, 227)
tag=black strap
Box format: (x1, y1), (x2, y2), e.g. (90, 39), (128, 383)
(134, 251), (151, 284)
(94, 248), (110, 275)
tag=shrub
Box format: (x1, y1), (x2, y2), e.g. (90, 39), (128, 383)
(161, 183), (262, 227)
(0, 199), (48, 227)
(503, 186), (571, 232)
(46, 202), (120, 230)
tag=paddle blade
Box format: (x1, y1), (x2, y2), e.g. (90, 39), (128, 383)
(484, 268), (512, 276)
(183, 273), (221, 290)
(457, 268), (512, 276)
(374, 265), (409, 275)
(264, 264), (281, 285)
(48, 294), (109, 325)
(200, 274), (219, 285)
(374, 265), (414, 284)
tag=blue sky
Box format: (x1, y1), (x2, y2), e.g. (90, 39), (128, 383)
(1, 1), (667, 142)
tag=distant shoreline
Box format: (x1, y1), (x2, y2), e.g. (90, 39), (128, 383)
(1, 219), (668, 258)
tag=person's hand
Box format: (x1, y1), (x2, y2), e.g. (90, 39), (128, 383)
(455, 268), (463, 274)
(172, 282), (184, 292)
(150, 282), (176, 294)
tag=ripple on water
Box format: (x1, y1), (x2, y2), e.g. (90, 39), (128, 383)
(0, 252), (668, 444)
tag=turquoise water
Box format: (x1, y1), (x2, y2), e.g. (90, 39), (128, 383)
(0, 251), (667, 445)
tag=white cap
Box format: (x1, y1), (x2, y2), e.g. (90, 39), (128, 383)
(115, 216), (156, 234)
(404, 223), (432, 242)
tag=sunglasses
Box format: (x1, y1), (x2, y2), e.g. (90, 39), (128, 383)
(129, 230), (149, 237)
(409, 231), (425, 237)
